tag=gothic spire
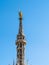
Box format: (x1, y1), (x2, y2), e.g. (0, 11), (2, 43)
(16, 12), (26, 65)
(16, 11), (26, 45)
(19, 11), (23, 35)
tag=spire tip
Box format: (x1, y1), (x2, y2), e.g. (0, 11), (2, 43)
(19, 11), (22, 18)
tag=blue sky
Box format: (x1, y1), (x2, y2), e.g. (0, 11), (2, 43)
(0, 0), (49, 65)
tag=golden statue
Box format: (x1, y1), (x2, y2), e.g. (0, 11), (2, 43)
(19, 11), (22, 18)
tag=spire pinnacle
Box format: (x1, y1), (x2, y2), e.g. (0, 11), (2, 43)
(18, 11), (23, 35)
(19, 11), (22, 19)
(16, 11), (26, 45)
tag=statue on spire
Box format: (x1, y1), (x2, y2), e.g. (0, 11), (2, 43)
(18, 11), (23, 35)
(19, 11), (22, 19)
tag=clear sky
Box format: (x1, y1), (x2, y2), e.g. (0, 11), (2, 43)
(0, 0), (49, 65)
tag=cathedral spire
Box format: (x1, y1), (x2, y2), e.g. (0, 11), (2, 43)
(16, 12), (26, 65)
(19, 11), (23, 35)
